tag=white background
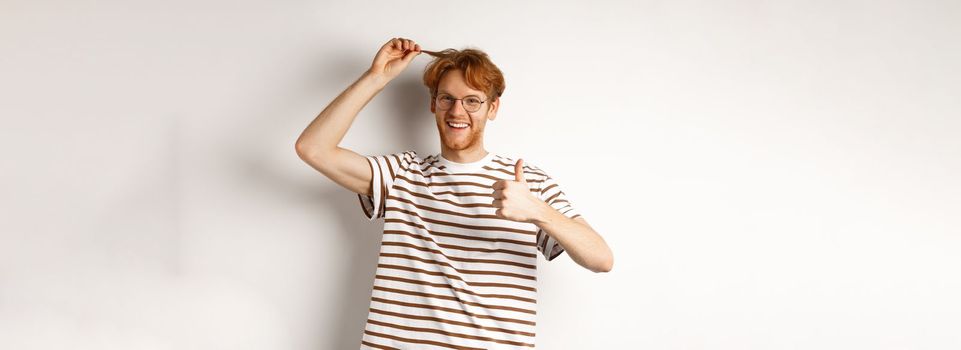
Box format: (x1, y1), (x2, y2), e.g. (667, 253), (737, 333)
(2, 0), (959, 349)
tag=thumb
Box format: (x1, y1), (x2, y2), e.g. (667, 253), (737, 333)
(514, 159), (527, 184)
(402, 49), (420, 64)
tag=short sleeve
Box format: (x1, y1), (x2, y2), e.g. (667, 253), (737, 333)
(534, 173), (582, 261)
(357, 150), (414, 221)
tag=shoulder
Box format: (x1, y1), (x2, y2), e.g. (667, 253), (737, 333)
(400, 149), (421, 161)
(398, 150), (443, 172)
(493, 154), (552, 192)
(495, 154), (549, 176)
(370, 150), (422, 172)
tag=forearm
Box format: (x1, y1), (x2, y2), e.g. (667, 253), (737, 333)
(531, 202), (613, 273)
(295, 70), (391, 154)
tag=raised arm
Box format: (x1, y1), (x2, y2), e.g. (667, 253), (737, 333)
(295, 38), (422, 196)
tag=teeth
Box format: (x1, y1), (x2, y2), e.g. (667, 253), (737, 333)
(447, 122), (469, 128)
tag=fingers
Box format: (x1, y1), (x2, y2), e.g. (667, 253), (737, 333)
(389, 37), (421, 53)
(514, 159), (526, 183)
(385, 38), (421, 64)
(403, 48), (421, 63)
(372, 38), (423, 77)
(491, 180), (512, 191)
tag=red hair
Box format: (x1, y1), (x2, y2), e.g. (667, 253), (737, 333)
(422, 48), (506, 103)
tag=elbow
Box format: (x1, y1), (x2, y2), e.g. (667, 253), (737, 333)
(294, 140), (315, 158)
(295, 141), (332, 160)
(590, 256), (614, 273)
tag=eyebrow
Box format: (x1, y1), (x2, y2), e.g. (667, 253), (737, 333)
(437, 90), (483, 98)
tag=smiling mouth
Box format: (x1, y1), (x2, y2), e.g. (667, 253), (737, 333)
(446, 121), (469, 130)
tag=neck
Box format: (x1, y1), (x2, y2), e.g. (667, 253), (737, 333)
(441, 146), (489, 164)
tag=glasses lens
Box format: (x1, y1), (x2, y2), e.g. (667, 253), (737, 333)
(436, 95), (483, 112)
(464, 97), (481, 112)
(437, 95), (452, 110)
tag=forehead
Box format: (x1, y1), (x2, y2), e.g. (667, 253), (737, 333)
(437, 69), (486, 98)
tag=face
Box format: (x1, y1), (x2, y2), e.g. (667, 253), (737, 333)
(430, 69), (499, 152)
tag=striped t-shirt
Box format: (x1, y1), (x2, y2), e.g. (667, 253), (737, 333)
(356, 150), (581, 349)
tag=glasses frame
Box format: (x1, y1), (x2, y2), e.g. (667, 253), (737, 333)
(433, 93), (488, 113)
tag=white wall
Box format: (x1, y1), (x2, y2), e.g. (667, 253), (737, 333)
(2, 0), (959, 349)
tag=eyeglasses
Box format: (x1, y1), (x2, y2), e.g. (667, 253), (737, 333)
(434, 93), (487, 113)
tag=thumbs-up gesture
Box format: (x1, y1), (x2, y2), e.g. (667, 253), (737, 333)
(492, 159), (545, 223)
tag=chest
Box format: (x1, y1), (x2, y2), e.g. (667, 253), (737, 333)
(386, 170), (539, 246)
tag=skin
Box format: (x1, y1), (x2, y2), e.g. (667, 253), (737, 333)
(431, 69), (499, 164)
(296, 37), (613, 272)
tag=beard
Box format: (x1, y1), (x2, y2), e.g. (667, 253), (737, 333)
(437, 122), (483, 151)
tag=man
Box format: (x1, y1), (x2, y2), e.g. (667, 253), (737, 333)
(296, 37), (613, 349)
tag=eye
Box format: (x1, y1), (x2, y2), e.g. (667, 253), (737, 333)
(440, 95), (455, 102)
(465, 97), (482, 105)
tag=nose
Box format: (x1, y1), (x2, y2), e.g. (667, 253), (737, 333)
(446, 99), (469, 116)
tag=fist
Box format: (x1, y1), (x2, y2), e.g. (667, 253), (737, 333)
(491, 159), (544, 223)
(369, 37), (422, 80)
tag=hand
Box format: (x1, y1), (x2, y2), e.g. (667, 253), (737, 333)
(492, 159), (545, 223)
(368, 37), (421, 81)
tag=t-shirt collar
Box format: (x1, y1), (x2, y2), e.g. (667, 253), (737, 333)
(438, 151), (494, 173)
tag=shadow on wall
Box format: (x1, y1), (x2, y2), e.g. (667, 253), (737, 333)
(312, 43), (436, 154)
(315, 67), (436, 348)
(386, 73), (437, 154)
(320, 73), (437, 349)
(316, 186), (383, 350)
(235, 152), (385, 349)
(214, 41), (440, 349)
(237, 49), (440, 348)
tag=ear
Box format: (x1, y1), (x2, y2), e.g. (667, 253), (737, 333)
(429, 97), (436, 114)
(487, 98), (499, 121)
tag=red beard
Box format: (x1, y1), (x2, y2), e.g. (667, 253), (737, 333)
(438, 122), (481, 150)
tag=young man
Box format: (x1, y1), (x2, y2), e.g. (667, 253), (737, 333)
(296, 37), (613, 349)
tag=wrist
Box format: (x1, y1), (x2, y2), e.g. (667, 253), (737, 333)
(530, 200), (555, 225)
(362, 70), (392, 88)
